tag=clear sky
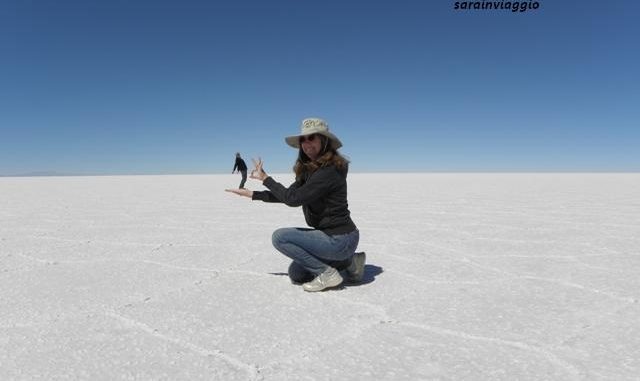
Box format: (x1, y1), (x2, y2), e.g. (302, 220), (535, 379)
(1, 0), (638, 175)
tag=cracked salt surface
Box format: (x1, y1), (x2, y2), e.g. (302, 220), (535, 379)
(1, 173), (639, 380)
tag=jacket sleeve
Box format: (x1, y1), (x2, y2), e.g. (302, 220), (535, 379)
(259, 167), (336, 207)
(251, 177), (300, 203)
(251, 190), (282, 203)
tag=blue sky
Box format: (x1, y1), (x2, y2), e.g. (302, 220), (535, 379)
(1, 0), (638, 175)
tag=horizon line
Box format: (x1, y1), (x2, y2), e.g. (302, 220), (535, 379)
(2, 170), (639, 178)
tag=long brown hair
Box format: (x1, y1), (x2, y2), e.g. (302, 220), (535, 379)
(293, 135), (349, 178)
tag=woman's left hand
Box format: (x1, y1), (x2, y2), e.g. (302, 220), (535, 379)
(250, 157), (268, 181)
(225, 188), (253, 198)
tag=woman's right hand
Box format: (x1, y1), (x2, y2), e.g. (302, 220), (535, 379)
(250, 157), (268, 181)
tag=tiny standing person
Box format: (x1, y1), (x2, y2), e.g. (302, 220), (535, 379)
(226, 118), (365, 292)
(232, 152), (248, 189)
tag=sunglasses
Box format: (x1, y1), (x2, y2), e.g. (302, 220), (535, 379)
(299, 134), (318, 143)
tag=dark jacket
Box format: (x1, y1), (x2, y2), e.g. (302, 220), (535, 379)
(252, 164), (357, 236)
(233, 157), (247, 171)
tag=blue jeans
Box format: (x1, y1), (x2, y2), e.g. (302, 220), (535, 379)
(272, 227), (360, 275)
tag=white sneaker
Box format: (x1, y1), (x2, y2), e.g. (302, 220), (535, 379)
(302, 267), (343, 292)
(346, 252), (366, 283)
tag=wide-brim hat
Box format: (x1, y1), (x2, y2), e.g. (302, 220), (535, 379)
(285, 118), (343, 149)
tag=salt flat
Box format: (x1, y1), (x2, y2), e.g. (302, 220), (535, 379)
(1, 173), (639, 380)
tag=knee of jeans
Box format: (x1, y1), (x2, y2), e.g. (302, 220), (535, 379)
(271, 228), (287, 248)
(288, 261), (314, 283)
